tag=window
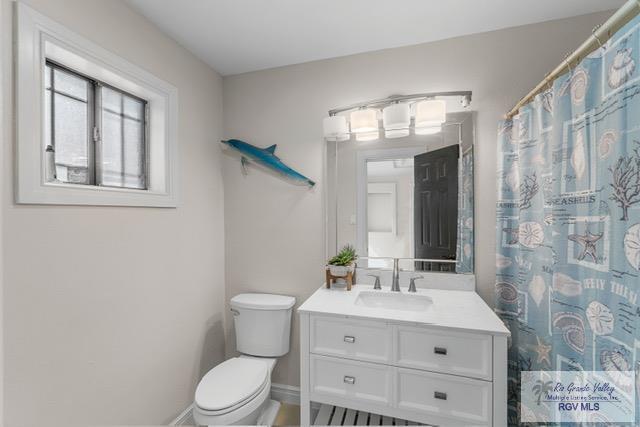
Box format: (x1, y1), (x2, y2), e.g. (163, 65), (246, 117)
(45, 61), (147, 190)
(17, 3), (178, 207)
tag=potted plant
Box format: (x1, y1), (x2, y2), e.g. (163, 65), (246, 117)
(327, 244), (358, 276)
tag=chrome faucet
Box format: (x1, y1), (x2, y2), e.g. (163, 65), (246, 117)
(391, 258), (401, 292)
(368, 274), (382, 290)
(408, 276), (424, 293)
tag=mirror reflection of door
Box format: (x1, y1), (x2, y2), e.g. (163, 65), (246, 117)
(413, 145), (459, 272)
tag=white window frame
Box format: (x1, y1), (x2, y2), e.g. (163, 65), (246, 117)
(16, 3), (179, 207)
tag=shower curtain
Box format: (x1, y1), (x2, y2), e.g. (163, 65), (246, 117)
(456, 148), (474, 273)
(495, 14), (640, 425)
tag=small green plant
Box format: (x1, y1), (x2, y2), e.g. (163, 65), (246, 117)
(328, 245), (358, 266)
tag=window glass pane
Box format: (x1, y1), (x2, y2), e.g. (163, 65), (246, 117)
(101, 102), (123, 186)
(44, 65), (52, 151)
(42, 63), (148, 190)
(102, 86), (122, 114)
(53, 68), (88, 101)
(44, 88), (51, 149)
(99, 87), (146, 190)
(44, 65), (51, 89)
(124, 118), (145, 188)
(53, 94), (90, 184)
(124, 96), (143, 120)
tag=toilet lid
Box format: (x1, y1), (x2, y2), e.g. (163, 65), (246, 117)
(230, 293), (295, 310)
(195, 357), (269, 412)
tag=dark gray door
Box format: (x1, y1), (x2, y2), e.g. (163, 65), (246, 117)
(414, 145), (459, 271)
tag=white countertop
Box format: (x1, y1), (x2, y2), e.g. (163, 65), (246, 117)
(298, 284), (510, 336)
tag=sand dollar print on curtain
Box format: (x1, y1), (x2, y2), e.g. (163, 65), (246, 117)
(495, 14), (640, 425)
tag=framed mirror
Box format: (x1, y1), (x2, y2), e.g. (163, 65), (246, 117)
(326, 111), (475, 274)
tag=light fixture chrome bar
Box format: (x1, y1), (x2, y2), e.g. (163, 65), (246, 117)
(328, 91), (472, 116)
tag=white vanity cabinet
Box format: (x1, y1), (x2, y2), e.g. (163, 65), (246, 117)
(298, 286), (510, 426)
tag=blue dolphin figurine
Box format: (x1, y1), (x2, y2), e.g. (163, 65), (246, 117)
(221, 139), (315, 187)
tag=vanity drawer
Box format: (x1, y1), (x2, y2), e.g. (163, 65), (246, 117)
(310, 315), (392, 363)
(310, 354), (392, 406)
(396, 326), (492, 380)
(396, 368), (492, 426)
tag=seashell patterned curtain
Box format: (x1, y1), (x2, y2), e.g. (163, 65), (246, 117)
(456, 148), (474, 273)
(495, 14), (640, 425)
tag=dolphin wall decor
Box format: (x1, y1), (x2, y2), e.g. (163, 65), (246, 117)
(221, 139), (315, 187)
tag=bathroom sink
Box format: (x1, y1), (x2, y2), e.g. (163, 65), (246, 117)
(355, 291), (433, 312)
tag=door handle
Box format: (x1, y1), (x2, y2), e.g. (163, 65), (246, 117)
(344, 335), (356, 343)
(343, 376), (356, 385)
(434, 347), (447, 355)
(434, 391), (447, 400)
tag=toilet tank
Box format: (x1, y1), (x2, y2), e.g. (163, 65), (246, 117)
(230, 293), (296, 357)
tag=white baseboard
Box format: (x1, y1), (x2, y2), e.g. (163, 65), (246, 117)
(270, 382), (300, 405)
(271, 383), (320, 412)
(170, 403), (195, 426)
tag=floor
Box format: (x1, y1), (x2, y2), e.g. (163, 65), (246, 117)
(273, 403), (301, 426)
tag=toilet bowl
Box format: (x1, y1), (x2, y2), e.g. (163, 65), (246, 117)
(193, 357), (274, 426)
(192, 293), (295, 426)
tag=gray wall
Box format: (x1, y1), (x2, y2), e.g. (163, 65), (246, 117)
(0, 2), (4, 422)
(1, 1), (226, 426)
(222, 11), (612, 388)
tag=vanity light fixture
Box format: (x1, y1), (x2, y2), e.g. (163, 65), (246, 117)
(323, 91), (471, 141)
(382, 103), (410, 139)
(322, 115), (349, 141)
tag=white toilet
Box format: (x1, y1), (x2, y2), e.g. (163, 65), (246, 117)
(193, 293), (295, 426)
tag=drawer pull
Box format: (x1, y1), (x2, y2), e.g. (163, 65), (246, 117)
(344, 335), (356, 343)
(434, 347), (447, 355)
(343, 375), (356, 385)
(434, 391), (447, 400)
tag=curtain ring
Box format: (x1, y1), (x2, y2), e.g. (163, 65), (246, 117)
(592, 24), (603, 48)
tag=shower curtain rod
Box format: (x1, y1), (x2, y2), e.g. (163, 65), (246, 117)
(506, 0), (640, 119)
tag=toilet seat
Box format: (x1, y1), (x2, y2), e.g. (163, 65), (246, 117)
(196, 375), (269, 416)
(193, 360), (272, 426)
(195, 357), (270, 414)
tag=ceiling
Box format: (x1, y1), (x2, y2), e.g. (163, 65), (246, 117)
(127, 0), (624, 76)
